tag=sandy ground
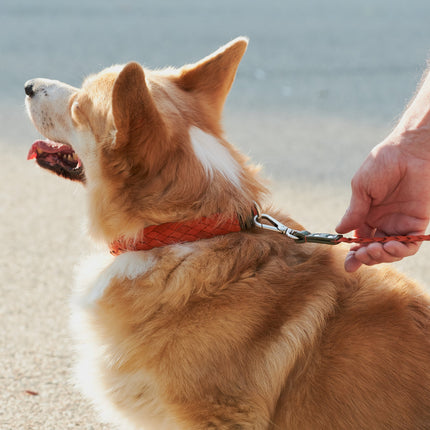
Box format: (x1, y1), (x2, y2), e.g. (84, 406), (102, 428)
(2, 0), (430, 428)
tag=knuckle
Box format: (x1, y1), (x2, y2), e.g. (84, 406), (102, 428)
(367, 244), (383, 260)
(350, 176), (360, 190)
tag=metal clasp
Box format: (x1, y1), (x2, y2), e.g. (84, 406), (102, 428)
(253, 203), (342, 245)
(253, 204), (301, 240)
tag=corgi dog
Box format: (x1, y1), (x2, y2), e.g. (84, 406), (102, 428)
(25, 38), (430, 429)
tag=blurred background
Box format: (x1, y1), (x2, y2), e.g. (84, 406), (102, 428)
(1, 0), (430, 428)
(3, 0), (430, 181)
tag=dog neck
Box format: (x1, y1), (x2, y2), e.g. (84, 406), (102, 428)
(109, 212), (255, 256)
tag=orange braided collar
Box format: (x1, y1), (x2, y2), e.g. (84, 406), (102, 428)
(110, 213), (247, 256)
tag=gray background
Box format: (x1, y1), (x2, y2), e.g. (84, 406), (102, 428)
(3, 0), (430, 183)
(1, 1), (430, 428)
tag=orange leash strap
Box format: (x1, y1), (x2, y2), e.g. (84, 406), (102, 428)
(336, 234), (430, 245)
(253, 211), (430, 246)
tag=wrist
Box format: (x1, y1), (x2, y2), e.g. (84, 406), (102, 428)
(385, 127), (430, 161)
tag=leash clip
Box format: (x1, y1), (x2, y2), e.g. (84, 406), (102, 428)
(253, 206), (301, 240)
(253, 203), (342, 245)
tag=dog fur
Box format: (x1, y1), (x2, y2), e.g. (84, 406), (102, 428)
(26, 38), (430, 429)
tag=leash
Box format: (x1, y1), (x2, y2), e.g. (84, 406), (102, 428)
(254, 209), (430, 246)
(109, 205), (430, 256)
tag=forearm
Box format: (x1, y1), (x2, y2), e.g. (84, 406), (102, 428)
(384, 67), (430, 159)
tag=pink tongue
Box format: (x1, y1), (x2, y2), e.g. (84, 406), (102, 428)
(27, 139), (73, 160)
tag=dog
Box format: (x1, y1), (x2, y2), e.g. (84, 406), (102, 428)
(25, 37), (430, 429)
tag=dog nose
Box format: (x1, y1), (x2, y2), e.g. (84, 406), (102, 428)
(25, 80), (35, 97)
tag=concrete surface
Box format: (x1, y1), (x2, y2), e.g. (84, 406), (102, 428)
(1, 0), (430, 428)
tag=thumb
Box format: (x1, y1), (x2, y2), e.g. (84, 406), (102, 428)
(336, 192), (371, 234)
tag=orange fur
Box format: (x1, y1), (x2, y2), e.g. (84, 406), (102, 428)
(27, 38), (430, 429)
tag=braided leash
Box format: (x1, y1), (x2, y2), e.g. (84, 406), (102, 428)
(253, 211), (430, 246)
(337, 234), (430, 245)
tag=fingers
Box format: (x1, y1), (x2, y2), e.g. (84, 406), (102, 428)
(344, 243), (402, 273)
(344, 251), (364, 273)
(344, 241), (421, 272)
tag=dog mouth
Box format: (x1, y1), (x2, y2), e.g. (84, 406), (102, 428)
(27, 139), (85, 183)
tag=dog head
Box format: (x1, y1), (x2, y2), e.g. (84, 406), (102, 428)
(26, 38), (267, 241)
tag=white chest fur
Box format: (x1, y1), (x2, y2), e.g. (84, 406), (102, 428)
(70, 251), (181, 429)
(73, 251), (156, 308)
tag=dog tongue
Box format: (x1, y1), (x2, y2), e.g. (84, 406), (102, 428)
(27, 139), (73, 160)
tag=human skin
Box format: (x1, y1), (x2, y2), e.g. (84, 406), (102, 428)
(336, 69), (430, 272)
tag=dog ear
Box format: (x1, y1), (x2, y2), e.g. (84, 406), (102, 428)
(175, 37), (248, 119)
(112, 62), (165, 148)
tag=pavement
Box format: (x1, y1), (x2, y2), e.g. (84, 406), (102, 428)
(1, 0), (430, 428)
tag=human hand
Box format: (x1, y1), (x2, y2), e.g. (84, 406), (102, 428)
(336, 132), (430, 272)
